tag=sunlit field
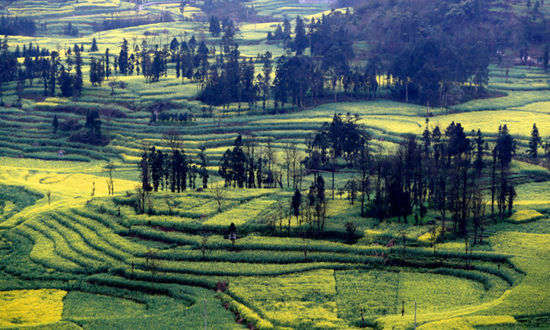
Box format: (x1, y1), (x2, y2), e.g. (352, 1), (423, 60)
(1, 0), (550, 328)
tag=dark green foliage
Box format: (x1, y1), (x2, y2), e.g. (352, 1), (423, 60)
(90, 38), (98, 52)
(495, 125), (516, 168)
(118, 39), (129, 75)
(198, 147), (209, 189)
(291, 189), (302, 217)
(219, 135), (248, 188)
(0, 42), (18, 103)
(528, 123), (541, 158)
(353, 0), (494, 105)
(63, 22), (79, 37)
(52, 115), (58, 133)
(0, 16), (36, 36)
(89, 56), (105, 86)
(92, 14), (173, 32)
(209, 16), (221, 36)
(293, 16), (308, 56)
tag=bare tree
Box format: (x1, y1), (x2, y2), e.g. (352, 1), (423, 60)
(265, 137), (277, 173)
(283, 143), (294, 188)
(213, 184), (226, 213)
(145, 248), (159, 277)
(104, 162), (115, 195)
(135, 185), (146, 214)
(163, 129), (183, 153)
(471, 186), (486, 244)
(165, 195), (175, 215)
(289, 144), (300, 189)
(108, 74), (118, 95)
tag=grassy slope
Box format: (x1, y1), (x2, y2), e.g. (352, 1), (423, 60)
(1, 1), (550, 329)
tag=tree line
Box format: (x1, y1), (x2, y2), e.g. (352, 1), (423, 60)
(91, 13), (174, 32)
(0, 16), (36, 36)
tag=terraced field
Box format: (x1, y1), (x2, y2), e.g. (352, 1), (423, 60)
(0, 152), (549, 328)
(2, 0), (550, 328)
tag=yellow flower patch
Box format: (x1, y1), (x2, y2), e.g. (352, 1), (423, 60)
(0, 289), (67, 328)
(508, 209), (544, 223)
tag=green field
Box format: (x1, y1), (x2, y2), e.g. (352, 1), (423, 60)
(1, 0), (550, 329)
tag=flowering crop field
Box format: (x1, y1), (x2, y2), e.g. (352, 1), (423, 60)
(1, 0), (550, 327)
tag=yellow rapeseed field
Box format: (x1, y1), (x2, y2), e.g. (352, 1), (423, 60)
(0, 289), (67, 328)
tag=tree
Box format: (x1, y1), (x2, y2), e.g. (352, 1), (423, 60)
(209, 16), (221, 36)
(213, 184), (225, 213)
(118, 39), (129, 74)
(104, 162), (115, 195)
(291, 189), (302, 219)
(227, 222), (237, 249)
(294, 16), (308, 55)
(163, 129), (183, 153)
(58, 65), (73, 97)
(198, 147), (209, 188)
(89, 56), (105, 86)
(90, 38), (98, 52)
(528, 123), (541, 158)
(0, 47), (17, 104)
(105, 48), (111, 79)
(473, 129), (486, 175)
(283, 18), (291, 38)
(52, 115), (58, 133)
(200, 232), (210, 258)
(73, 45), (83, 97)
(494, 125), (516, 220)
(260, 51), (272, 110)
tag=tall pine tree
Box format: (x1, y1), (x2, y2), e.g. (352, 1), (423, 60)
(529, 123), (541, 158)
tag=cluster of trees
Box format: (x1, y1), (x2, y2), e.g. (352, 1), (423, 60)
(11, 42), (50, 58)
(150, 111), (194, 123)
(346, 0), (550, 105)
(347, 0), (494, 105)
(0, 16), (36, 36)
(132, 113), (521, 242)
(138, 133), (209, 195)
(198, 45), (258, 110)
(80, 13), (366, 111)
(290, 176), (327, 233)
(208, 16), (235, 37)
(200, 13), (381, 110)
(88, 37), (213, 86)
(91, 14), (173, 32)
(218, 135), (291, 189)
(0, 37), (17, 105)
(62, 109), (109, 145)
(202, 0), (255, 22)
(266, 18), (291, 41)
(0, 38), (85, 103)
(63, 23), (79, 37)
(303, 114), (517, 242)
